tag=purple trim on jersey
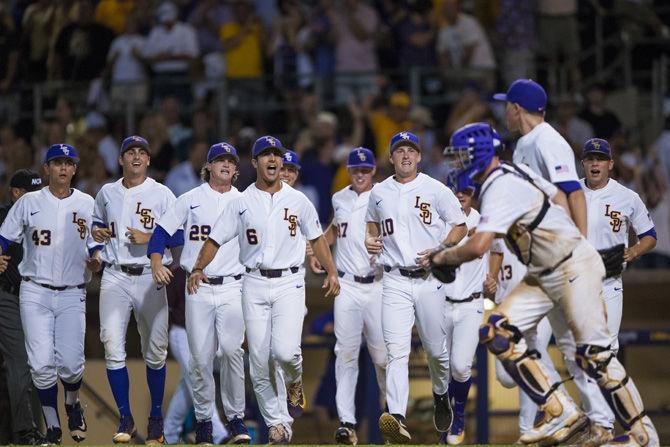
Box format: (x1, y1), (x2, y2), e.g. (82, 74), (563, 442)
(555, 180), (582, 194)
(92, 221), (107, 228)
(88, 245), (104, 257)
(167, 229), (184, 248)
(147, 225), (170, 256)
(0, 235), (11, 252)
(638, 227), (657, 240)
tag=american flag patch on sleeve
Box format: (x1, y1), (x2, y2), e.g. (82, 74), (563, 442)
(554, 165), (569, 173)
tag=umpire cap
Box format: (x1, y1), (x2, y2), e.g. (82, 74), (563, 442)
(10, 169), (42, 192)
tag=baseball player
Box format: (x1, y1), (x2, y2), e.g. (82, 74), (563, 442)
(188, 136), (340, 444)
(308, 147), (387, 445)
(92, 136), (178, 444)
(580, 138), (656, 352)
(0, 144), (102, 445)
(494, 79), (615, 441)
(426, 122), (658, 447)
(365, 131), (467, 444)
(440, 174), (487, 445)
(148, 142), (250, 445)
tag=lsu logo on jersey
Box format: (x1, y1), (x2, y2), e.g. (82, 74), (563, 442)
(71, 212), (88, 239)
(414, 196), (432, 224)
(135, 202), (155, 229)
(604, 204), (622, 232)
(283, 208), (298, 237)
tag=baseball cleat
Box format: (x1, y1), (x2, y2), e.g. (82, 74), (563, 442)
(112, 415), (137, 444)
(577, 423), (614, 447)
(334, 422), (358, 445)
(45, 427), (62, 445)
(602, 433), (648, 447)
(65, 402), (87, 442)
(17, 428), (46, 445)
(379, 412), (411, 444)
(227, 417), (251, 444)
(287, 380), (305, 418)
(446, 410), (465, 445)
(268, 424), (289, 445)
(195, 419), (213, 445)
(145, 416), (165, 445)
(518, 391), (589, 446)
(433, 391), (453, 432)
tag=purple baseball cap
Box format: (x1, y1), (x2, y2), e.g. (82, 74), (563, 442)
(208, 142), (239, 162)
(582, 138), (612, 159)
(120, 135), (150, 155)
(493, 79), (547, 113)
(45, 143), (79, 163)
(390, 131), (420, 153)
(347, 147), (376, 168)
(282, 150), (301, 169)
(251, 135), (285, 158)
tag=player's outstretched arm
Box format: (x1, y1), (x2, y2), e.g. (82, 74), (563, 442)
(443, 222), (467, 247)
(566, 189), (587, 236)
(310, 235), (340, 298)
(364, 222), (382, 255)
(423, 231), (496, 267)
(188, 238), (220, 294)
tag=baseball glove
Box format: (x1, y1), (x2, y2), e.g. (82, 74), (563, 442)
(428, 244), (458, 283)
(597, 243), (625, 279)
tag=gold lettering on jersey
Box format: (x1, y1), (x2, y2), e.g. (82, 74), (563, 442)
(604, 204), (622, 233)
(414, 196), (432, 225)
(71, 212), (88, 239)
(135, 202), (155, 230)
(283, 208), (298, 237)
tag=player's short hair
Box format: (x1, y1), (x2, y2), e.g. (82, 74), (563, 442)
(201, 158), (239, 184)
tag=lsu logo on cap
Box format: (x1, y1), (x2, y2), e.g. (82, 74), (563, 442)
(266, 136), (277, 146)
(357, 150), (367, 161)
(399, 132), (410, 140)
(60, 144), (70, 155)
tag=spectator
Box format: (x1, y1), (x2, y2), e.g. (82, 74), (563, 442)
(537, 0), (581, 93)
(164, 139), (207, 196)
(74, 136), (112, 196)
(188, 0), (230, 55)
(54, 96), (86, 145)
(444, 84), (491, 136)
(307, 0), (337, 79)
(0, 124), (33, 184)
(143, 1), (200, 102)
(94, 0), (136, 35)
(104, 14), (149, 111)
(365, 91), (411, 167)
(231, 126), (258, 190)
(393, 0), (437, 70)
(138, 112), (175, 180)
(550, 95), (594, 164)
(579, 84), (623, 139)
(84, 111), (118, 176)
(494, 0), (537, 86)
(409, 105), (444, 181)
(161, 95), (193, 160)
(20, 0), (57, 82)
(436, 0), (496, 89)
(188, 109), (217, 147)
(0, 2), (19, 122)
(52, 0), (115, 81)
(332, 0), (379, 103)
(652, 115), (670, 188)
(635, 151), (670, 268)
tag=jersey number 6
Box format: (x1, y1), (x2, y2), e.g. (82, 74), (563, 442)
(246, 229), (259, 245)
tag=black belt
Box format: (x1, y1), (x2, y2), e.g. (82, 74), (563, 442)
(446, 292), (482, 303)
(539, 253), (573, 277)
(338, 270), (375, 284)
(206, 274), (242, 285)
(383, 266), (427, 278)
(23, 278), (85, 291)
(246, 266), (300, 278)
(120, 265), (145, 276)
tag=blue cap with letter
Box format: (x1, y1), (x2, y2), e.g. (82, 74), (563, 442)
(347, 147), (376, 168)
(120, 135), (150, 155)
(45, 143), (79, 163)
(208, 142), (239, 162)
(251, 135), (285, 159)
(582, 138), (612, 160)
(390, 131), (420, 153)
(282, 150), (301, 169)
(493, 79), (547, 113)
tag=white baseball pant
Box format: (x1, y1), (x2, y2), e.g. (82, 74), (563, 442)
(602, 280), (623, 352)
(19, 280), (86, 389)
(445, 297), (484, 383)
(241, 271), (304, 429)
(99, 267), (168, 370)
(334, 276), (386, 425)
(186, 280), (246, 422)
(164, 326), (228, 444)
(382, 270), (448, 417)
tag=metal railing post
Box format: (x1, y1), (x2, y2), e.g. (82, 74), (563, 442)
(475, 345), (489, 444)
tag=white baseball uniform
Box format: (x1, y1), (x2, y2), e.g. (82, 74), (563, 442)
(93, 177), (175, 370)
(365, 173), (466, 417)
(0, 187), (96, 389)
(445, 209), (486, 383)
(157, 183), (246, 423)
(331, 185), (386, 425)
(582, 178), (655, 351)
(513, 127), (615, 428)
(209, 182), (322, 430)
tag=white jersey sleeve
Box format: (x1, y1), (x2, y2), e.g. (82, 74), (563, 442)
(209, 197), (241, 247)
(0, 194), (28, 243)
(156, 193), (189, 236)
(437, 184), (467, 227)
(299, 196), (323, 241)
(630, 193), (655, 236)
(514, 122), (579, 184)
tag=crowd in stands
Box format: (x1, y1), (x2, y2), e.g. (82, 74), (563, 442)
(1, 0), (670, 266)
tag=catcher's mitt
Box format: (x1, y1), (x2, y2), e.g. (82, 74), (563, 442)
(597, 243), (625, 279)
(428, 244), (458, 283)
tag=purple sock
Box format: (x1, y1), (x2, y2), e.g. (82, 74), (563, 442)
(146, 365), (166, 418)
(107, 367), (133, 418)
(448, 378), (472, 416)
(37, 384), (60, 428)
